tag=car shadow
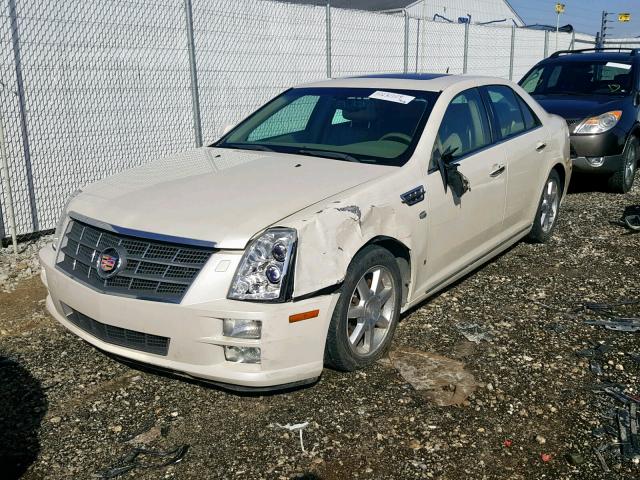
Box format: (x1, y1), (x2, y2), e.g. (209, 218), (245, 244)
(0, 355), (47, 479)
(567, 173), (612, 194)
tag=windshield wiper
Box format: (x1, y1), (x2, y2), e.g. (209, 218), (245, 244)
(221, 143), (275, 152)
(297, 149), (361, 163)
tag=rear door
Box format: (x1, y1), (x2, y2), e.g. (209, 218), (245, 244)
(420, 88), (508, 292)
(481, 85), (549, 233)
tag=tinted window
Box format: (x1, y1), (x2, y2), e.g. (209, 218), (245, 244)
(486, 86), (526, 138)
(520, 60), (633, 96)
(431, 88), (491, 167)
(516, 95), (541, 130)
(219, 87), (438, 166)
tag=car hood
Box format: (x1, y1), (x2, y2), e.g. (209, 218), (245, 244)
(532, 94), (626, 120)
(73, 147), (392, 249)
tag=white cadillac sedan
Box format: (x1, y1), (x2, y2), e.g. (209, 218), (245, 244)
(40, 74), (570, 390)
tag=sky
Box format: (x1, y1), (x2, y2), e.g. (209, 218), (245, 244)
(508, 0), (639, 37)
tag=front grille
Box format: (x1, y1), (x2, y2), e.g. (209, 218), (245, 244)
(566, 119), (580, 131)
(56, 218), (214, 303)
(64, 305), (170, 356)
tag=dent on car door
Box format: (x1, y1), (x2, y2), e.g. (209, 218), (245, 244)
(420, 88), (508, 293)
(482, 85), (548, 232)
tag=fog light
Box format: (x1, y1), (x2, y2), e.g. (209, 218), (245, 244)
(224, 346), (261, 364)
(223, 319), (262, 339)
(586, 157), (605, 167)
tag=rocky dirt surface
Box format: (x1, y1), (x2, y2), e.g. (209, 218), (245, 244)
(0, 234), (53, 293)
(1, 178), (639, 480)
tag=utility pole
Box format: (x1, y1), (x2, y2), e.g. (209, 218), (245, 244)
(600, 11), (610, 48)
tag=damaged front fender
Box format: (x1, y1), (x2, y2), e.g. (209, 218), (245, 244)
(288, 200), (412, 298)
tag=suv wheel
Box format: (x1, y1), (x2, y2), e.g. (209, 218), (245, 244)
(324, 246), (401, 371)
(609, 137), (638, 193)
(527, 170), (562, 243)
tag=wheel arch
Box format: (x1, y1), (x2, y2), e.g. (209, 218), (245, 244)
(551, 163), (567, 195)
(355, 236), (411, 307)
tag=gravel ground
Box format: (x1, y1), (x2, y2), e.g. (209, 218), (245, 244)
(1, 178), (639, 480)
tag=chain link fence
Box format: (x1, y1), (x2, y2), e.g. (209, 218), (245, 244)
(1, 0), (599, 244)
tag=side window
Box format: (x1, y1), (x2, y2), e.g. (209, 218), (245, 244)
(485, 86), (526, 139)
(431, 88), (491, 168)
(521, 67), (543, 94)
(247, 95), (319, 141)
(515, 94), (541, 130)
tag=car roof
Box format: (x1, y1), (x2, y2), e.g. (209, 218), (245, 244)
(543, 51), (637, 64)
(297, 73), (512, 92)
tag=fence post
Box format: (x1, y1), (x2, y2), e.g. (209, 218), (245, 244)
(184, 0), (203, 147)
(415, 18), (420, 73)
(463, 23), (469, 74)
(8, 0), (37, 233)
(403, 11), (409, 74)
(0, 118), (18, 254)
(325, 3), (332, 78)
(509, 25), (515, 80)
(544, 30), (549, 57)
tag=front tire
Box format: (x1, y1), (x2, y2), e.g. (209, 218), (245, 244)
(608, 137), (637, 193)
(527, 170), (562, 243)
(324, 246), (402, 372)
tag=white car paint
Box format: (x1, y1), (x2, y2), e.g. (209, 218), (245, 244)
(39, 75), (571, 389)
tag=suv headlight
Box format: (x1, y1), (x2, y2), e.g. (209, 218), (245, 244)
(52, 189), (82, 250)
(574, 111), (622, 134)
(228, 228), (297, 302)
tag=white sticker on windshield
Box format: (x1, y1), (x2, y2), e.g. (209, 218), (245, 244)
(606, 62), (631, 70)
(369, 90), (415, 104)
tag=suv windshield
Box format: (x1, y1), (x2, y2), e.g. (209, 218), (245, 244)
(216, 87), (438, 166)
(521, 60), (634, 96)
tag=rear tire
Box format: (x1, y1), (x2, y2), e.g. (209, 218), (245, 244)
(608, 137), (637, 193)
(527, 170), (562, 244)
(324, 246), (402, 372)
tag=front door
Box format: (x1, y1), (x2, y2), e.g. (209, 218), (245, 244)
(418, 88), (508, 293)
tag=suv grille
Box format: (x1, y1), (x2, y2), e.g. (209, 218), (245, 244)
(566, 119), (580, 131)
(56, 218), (214, 303)
(64, 305), (170, 356)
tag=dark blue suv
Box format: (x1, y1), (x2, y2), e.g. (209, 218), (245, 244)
(520, 48), (639, 193)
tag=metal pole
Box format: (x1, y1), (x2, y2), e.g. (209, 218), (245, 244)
(556, 12), (560, 52)
(184, 0), (203, 147)
(463, 23), (469, 74)
(325, 3), (332, 78)
(509, 25), (515, 80)
(415, 19), (420, 73)
(0, 118), (18, 254)
(403, 11), (409, 74)
(544, 30), (549, 57)
(8, 0), (37, 232)
(570, 31), (575, 50)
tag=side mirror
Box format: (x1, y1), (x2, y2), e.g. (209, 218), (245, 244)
(634, 91), (640, 107)
(434, 146), (470, 198)
(221, 124), (234, 136)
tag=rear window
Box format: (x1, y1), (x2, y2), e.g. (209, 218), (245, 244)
(520, 60), (634, 96)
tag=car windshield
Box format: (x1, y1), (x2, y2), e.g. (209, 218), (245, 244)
(520, 60), (634, 96)
(215, 87), (438, 166)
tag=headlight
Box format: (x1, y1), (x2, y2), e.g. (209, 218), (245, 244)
(227, 228), (297, 301)
(52, 189), (82, 250)
(574, 111), (622, 134)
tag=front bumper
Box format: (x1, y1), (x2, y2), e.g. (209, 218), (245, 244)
(572, 154), (625, 174)
(569, 127), (626, 174)
(39, 245), (338, 389)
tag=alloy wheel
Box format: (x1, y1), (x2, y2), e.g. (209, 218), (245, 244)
(540, 178), (559, 234)
(346, 266), (397, 356)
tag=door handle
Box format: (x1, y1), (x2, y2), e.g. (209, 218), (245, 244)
(489, 164), (505, 177)
(536, 142), (547, 151)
